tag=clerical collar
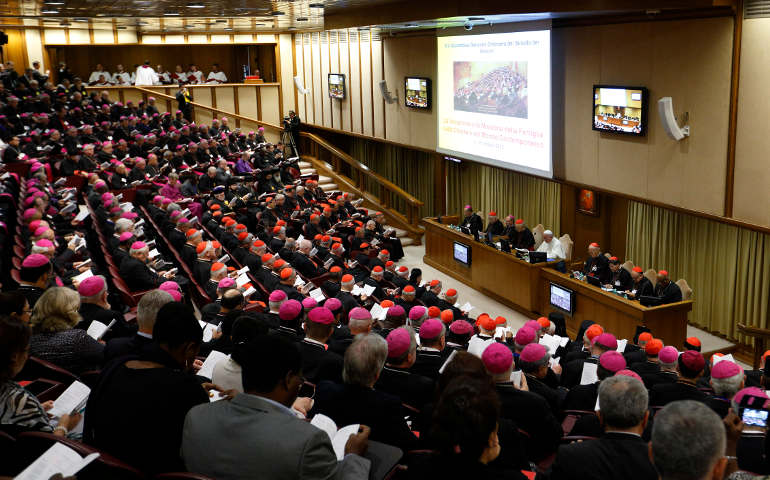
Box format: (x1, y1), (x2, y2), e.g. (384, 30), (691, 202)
(418, 346), (441, 353)
(303, 337), (326, 348)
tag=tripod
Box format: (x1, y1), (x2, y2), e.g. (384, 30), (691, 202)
(280, 128), (299, 159)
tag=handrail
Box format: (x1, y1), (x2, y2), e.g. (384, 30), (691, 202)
(85, 85), (283, 133)
(298, 132), (423, 208)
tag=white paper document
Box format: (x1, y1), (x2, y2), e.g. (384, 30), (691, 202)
(72, 269), (94, 284)
(580, 362), (599, 385)
(309, 288), (326, 303)
(616, 339), (628, 353)
(310, 413), (360, 461)
(197, 350), (228, 379)
(49, 380), (91, 418)
(15, 443), (100, 480)
(369, 303), (387, 321)
(86, 319), (116, 341)
(362, 284), (376, 297)
(351, 285), (363, 296)
(199, 320), (219, 343)
(236, 273), (251, 287)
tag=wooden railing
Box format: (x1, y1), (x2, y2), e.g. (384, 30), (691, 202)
(298, 131), (424, 243)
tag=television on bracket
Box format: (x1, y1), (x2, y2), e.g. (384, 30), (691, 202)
(592, 84), (648, 136)
(328, 73), (346, 99)
(405, 76), (431, 109)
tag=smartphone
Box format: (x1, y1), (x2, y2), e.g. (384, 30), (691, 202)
(742, 408), (769, 428)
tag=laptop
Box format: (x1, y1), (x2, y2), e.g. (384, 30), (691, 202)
(529, 251), (547, 264)
(586, 275), (602, 287)
(640, 295), (663, 307)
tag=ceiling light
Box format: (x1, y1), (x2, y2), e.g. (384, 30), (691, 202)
(163, 11), (180, 16)
(295, 17), (308, 21)
(186, 3), (205, 7)
(41, 9), (59, 13)
(269, 10), (285, 15)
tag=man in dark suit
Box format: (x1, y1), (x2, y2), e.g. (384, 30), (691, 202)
(482, 342), (562, 462)
(459, 205), (483, 233)
(625, 266), (654, 301)
(375, 326), (435, 410)
(606, 257), (632, 291)
(549, 375), (658, 480)
(630, 338), (663, 381)
(583, 243), (611, 285)
(311, 334), (418, 451)
(509, 218), (536, 250)
(419, 279), (442, 308)
(649, 350), (708, 407)
(77, 275), (135, 341)
(298, 307), (343, 384)
(119, 241), (174, 291)
(562, 351), (627, 413)
(411, 319), (447, 380)
(642, 346), (680, 390)
(103, 289), (174, 362)
(561, 332), (617, 388)
(654, 270), (683, 304)
(293, 239), (324, 279)
(518, 343), (563, 413)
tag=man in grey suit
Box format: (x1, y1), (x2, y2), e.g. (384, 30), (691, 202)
(182, 335), (371, 480)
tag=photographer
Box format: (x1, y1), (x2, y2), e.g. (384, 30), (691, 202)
(283, 110), (300, 157)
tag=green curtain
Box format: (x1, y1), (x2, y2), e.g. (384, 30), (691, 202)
(626, 201), (770, 342)
(349, 138), (436, 218)
(446, 161), (561, 235)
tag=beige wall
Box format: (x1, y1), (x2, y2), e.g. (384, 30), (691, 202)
(556, 17), (734, 217)
(734, 18), (770, 227)
(294, 30), (436, 150)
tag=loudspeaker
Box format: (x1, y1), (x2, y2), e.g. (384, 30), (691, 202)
(0, 32), (8, 46)
(378, 80), (398, 104)
(293, 75), (310, 95)
(657, 97), (690, 141)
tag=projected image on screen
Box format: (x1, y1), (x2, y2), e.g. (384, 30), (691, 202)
(592, 86), (647, 135)
(328, 74), (345, 99)
(437, 30), (551, 178)
(453, 61), (528, 119)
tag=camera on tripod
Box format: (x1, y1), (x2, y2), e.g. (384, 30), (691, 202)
(283, 116), (292, 129)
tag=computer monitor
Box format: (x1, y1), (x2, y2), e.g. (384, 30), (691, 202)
(549, 282), (574, 315)
(453, 241), (471, 266)
(529, 251), (547, 264)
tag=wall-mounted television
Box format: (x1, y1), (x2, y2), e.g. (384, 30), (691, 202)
(328, 73), (346, 99)
(453, 241), (471, 266)
(549, 282), (575, 315)
(405, 76), (431, 109)
(592, 85), (648, 136)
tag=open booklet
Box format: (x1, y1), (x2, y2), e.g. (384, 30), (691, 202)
(197, 350), (228, 380)
(86, 319), (117, 341)
(48, 380), (90, 418)
(310, 413), (360, 461)
(15, 442), (99, 480)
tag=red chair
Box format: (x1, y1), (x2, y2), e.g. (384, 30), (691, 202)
(15, 357), (79, 386)
(561, 410), (596, 436)
(13, 432), (145, 480)
(21, 379), (66, 403)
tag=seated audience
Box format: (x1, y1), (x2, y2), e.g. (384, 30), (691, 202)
(103, 289), (173, 362)
(183, 334), (371, 479)
(311, 333), (418, 450)
(85, 302), (213, 474)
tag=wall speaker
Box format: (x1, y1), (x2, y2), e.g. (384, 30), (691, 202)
(657, 97), (690, 141)
(293, 75), (310, 95)
(0, 32), (8, 46)
(378, 80), (398, 104)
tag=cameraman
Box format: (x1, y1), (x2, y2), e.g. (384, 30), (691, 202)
(283, 110), (301, 157)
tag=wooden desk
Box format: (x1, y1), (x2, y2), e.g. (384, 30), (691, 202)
(422, 218), (555, 314)
(423, 217), (693, 347)
(538, 269), (693, 347)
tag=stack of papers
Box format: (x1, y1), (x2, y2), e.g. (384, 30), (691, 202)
(351, 285), (363, 296)
(580, 362), (599, 385)
(294, 275), (306, 287)
(86, 319), (116, 340)
(362, 284), (376, 297)
(369, 303), (388, 321)
(309, 288), (326, 303)
(539, 334), (569, 354)
(236, 273), (251, 287)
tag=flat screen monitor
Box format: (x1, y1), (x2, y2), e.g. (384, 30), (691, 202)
(549, 282), (574, 315)
(592, 85), (648, 136)
(328, 74), (346, 99)
(453, 241), (471, 266)
(405, 77), (431, 109)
